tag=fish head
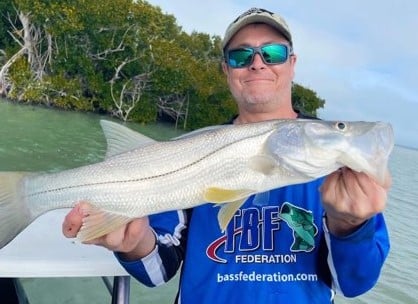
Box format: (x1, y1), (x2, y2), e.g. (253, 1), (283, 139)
(328, 120), (394, 184)
(266, 120), (394, 183)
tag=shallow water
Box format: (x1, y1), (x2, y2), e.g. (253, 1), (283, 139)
(335, 145), (418, 304)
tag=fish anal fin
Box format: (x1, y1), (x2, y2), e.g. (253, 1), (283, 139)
(204, 187), (254, 203)
(77, 204), (133, 242)
(217, 199), (246, 232)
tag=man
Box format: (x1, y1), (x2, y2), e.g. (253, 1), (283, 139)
(63, 7), (390, 303)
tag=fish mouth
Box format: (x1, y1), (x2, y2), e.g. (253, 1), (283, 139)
(338, 122), (394, 183)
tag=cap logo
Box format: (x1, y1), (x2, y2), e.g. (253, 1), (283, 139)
(232, 7), (275, 24)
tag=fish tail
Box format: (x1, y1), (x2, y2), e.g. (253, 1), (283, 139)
(0, 172), (33, 249)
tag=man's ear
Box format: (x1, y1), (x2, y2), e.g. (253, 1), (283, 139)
(290, 53), (297, 66)
(221, 61), (229, 75)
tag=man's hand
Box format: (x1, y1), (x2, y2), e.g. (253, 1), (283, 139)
(320, 167), (391, 236)
(62, 202), (157, 261)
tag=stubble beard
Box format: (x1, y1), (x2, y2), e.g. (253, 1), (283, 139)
(234, 90), (280, 113)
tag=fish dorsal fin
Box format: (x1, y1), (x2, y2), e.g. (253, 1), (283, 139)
(100, 120), (156, 158)
(76, 203), (134, 242)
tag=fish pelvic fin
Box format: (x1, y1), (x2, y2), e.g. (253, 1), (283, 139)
(203, 187), (254, 232)
(204, 187), (254, 203)
(218, 199), (246, 232)
(77, 203), (134, 242)
(0, 172), (32, 249)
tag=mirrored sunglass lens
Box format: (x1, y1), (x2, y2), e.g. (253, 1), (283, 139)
(261, 45), (288, 63)
(228, 49), (254, 68)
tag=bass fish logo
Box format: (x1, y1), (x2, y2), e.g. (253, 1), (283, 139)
(206, 202), (318, 263)
(279, 202), (318, 252)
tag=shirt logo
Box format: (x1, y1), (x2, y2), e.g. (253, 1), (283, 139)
(206, 202), (318, 263)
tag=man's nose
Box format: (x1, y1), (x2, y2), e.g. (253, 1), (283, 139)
(250, 53), (266, 69)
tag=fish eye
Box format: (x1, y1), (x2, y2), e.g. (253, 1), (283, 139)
(335, 122), (347, 131)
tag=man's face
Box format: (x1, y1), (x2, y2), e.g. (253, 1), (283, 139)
(222, 24), (297, 116)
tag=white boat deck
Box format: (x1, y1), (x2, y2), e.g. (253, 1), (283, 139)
(0, 209), (130, 303)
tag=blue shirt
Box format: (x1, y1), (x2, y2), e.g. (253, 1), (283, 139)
(116, 177), (390, 303)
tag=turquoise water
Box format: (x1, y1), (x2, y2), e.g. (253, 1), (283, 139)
(336, 145), (418, 304)
(1, 100), (417, 303)
(0, 100), (184, 172)
(0, 100), (181, 303)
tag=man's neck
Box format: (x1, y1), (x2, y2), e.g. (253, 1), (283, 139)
(234, 109), (298, 124)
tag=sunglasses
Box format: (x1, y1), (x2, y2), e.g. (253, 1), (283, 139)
(225, 43), (292, 68)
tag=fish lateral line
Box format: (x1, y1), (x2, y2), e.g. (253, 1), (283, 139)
(27, 129), (275, 198)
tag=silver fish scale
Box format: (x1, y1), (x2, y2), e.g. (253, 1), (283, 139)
(0, 119), (394, 249)
(21, 119), (394, 220)
(23, 120), (281, 218)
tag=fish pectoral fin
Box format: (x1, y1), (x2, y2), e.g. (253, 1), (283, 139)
(217, 199), (246, 232)
(76, 205), (134, 242)
(204, 187), (254, 203)
(248, 155), (277, 175)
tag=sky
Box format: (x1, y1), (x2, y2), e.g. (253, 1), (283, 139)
(147, 0), (418, 148)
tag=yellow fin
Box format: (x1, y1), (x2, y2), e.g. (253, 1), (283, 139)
(217, 199), (246, 232)
(76, 204), (133, 242)
(204, 187), (254, 203)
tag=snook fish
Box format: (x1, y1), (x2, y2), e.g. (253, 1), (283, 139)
(0, 119), (394, 249)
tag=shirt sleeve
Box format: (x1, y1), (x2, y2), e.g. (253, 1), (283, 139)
(323, 213), (390, 297)
(114, 209), (189, 287)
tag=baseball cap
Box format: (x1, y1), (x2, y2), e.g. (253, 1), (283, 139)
(221, 8), (293, 51)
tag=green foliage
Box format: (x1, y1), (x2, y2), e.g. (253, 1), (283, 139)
(0, 0), (16, 49)
(8, 58), (92, 110)
(292, 83), (325, 117)
(45, 73), (93, 111)
(7, 57), (35, 101)
(129, 93), (158, 123)
(14, 0), (85, 34)
(186, 91), (237, 129)
(2, 0), (325, 129)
